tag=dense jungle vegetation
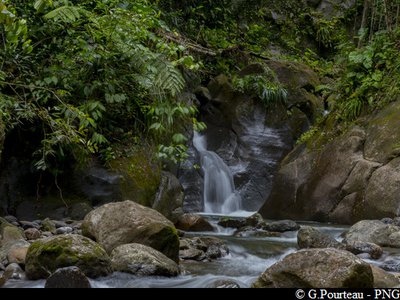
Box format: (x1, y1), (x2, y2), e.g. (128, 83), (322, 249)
(0, 0), (399, 176)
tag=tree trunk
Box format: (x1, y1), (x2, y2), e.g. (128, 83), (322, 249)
(358, 0), (370, 48)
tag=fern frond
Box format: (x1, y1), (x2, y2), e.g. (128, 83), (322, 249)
(152, 59), (185, 97)
(34, 0), (53, 12)
(44, 6), (88, 23)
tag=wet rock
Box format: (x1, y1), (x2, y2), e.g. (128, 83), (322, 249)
(56, 227), (73, 235)
(345, 241), (383, 259)
(243, 213), (265, 228)
(111, 243), (180, 277)
(380, 260), (400, 273)
(207, 279), (241, 288)
(234, 227), (281, 238)
(25, 234), (112, 279)
(253, 248), (373, 288)
(263, 220), (300, 232)
(175, 214), (214, 232)
(82, 200), (179, 262)
(45, 267), (91, 288)
(297, 226), (345, 250)
(179, 237), (229, 261)
(218, 217), (245, 229)
(53, 220), (68, 228)
(24, 228), (41, 241)
(4, 263), (25, 280)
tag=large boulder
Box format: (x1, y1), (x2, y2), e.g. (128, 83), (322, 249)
(25, 234), (112, 279)
(260, 100), (400, 223)
(0, 219), (30, 265)
(45, 267), (91, 288)
(111, 243), (179, 277)
(82, 200), (180, 262)
(343, 220), (400, 248)
(253, 248), (373, 288)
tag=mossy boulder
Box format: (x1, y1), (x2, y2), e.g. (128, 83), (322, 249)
(108, 150), (160, 208)
(82, 200), (180, 262)
(253, 248), (373, 288)
(25, 234), (112, 280)
(111, 243), (179, 277)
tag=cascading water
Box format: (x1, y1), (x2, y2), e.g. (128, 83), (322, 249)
(193, 132), (241, 214)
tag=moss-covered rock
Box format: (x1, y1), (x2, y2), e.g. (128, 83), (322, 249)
(82, 200), (180, 262)
(253, 248), (373, 288)
(111, 243), (179, 277)
(108, 149), (161, 208)
(25, 234), (112, 280)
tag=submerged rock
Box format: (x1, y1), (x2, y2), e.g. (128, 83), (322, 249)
(179, 236), (229, 261)
(263, 220), (300, 232)
(45, 267), (91, 288)
(82, 200), (180, 262)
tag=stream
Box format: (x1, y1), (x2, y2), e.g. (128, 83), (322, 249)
(7, 213), (400, 288)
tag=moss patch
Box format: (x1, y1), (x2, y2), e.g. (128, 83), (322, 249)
(108, 147), (161, 207)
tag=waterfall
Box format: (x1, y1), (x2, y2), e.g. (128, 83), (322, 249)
(193, 132), (241, 214)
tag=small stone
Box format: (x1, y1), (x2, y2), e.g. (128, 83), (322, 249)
(263, 220), (300, 232)
(45, 267), (91, 288)
(24, 228), (41, 240)
(20, 221), (41, 230)
(207, 279), (240, 288)
(4, 216), (18, 224)
(56, 227), (73, 235)
(4, 263), (25, 280)
(53, 221), (68, 229)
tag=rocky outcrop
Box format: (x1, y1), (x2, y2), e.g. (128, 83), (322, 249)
(180, 61), (322, 212)
(260, 101), (400, 223)
(253, 248), (373, 288)
(82, 200), (180, 262)
(25, 234), (112, 279)
(45, 267), (91, 288)
(111, 243), (180, 277)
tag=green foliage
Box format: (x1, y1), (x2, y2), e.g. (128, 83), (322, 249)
(332, 29), (400, 121)
(233, 74), (287, 107)
(0, 0), (203, 174)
